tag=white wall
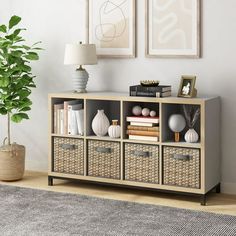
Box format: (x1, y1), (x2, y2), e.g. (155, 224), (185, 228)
(1, 0), (236, 194)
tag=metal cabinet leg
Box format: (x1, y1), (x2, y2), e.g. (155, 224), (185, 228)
(216, 183), (221, 193)
(48, 176), (53, 186)
(200, 194), (206, 206)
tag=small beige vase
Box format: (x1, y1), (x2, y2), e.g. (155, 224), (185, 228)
(0, 143), (25, 181)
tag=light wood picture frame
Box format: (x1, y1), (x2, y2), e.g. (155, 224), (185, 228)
(146, 0), (200, 58)
(178, 76), (197, 98)
(88, 0), (136, 58)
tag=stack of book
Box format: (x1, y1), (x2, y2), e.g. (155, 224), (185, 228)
(130, 85), (171, 98)
(54, 100), (84, 135)
(126, 116), (159, 141)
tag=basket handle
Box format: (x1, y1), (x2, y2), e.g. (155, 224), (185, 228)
(60, 144), (76, 150)
(95, 147), (112, 154)
(132, 150), (150, 158)
(173, 154), (191, 161)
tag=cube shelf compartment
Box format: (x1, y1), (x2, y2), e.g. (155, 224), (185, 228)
(48, 92), (220, 205)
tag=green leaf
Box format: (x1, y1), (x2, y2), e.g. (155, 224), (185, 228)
(19, 89), (31, 98)
(0, 25), (7, 33)
(11, 50), (24, 57)
(20, 64), (31, 72)
(13, 28), (26, 37)
(0, 77), (10, 87)
(20, 107), (31, 112)
(22, 45), (30, 50)
(25, 52), (39, 60)
(0, 107), (8, 115)
(11, 112), (29, 123)
(9, 15), (21, 29)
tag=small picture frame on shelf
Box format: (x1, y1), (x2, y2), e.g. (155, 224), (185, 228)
(178, 76), (197, 98)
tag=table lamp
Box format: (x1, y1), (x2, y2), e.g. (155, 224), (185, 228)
(64, 42), (97, 93)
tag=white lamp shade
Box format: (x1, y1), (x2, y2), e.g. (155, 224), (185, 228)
(64, 43), (97, 65)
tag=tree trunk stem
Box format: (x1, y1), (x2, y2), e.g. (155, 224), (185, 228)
(7, 112), (11, 145)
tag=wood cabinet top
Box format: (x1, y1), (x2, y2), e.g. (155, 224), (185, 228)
(49, 91), (219, 104)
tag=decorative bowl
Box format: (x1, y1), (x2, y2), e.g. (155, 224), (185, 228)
(140, 80), (160, 87)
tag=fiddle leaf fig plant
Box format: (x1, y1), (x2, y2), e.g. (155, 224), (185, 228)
(0, 15), (42, 145)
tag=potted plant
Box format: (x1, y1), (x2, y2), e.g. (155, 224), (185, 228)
(0, 15), (41, 181)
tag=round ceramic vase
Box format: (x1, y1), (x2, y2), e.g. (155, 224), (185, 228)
(184, 128), (199, 143)
(108, 120), (121, 138)
(92, 110), (110, 137)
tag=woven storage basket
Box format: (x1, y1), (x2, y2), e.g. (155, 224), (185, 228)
(53, 137), (84, 175)
(124, 143), (159, 184)
(88, 140), (120, 179)
(163, 146), (200, 189)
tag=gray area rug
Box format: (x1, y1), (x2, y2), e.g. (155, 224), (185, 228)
(0, 185), (236, 236)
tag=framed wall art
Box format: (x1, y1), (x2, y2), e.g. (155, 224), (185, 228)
(146, 0), (200, 58)
(88, 0), (136, 58)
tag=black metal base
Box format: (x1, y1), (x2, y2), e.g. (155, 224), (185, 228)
(200, 183), (221, 206)
(48, 175), (220, 206)
(48, 176), (53, 186)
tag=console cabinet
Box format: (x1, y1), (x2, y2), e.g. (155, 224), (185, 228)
(48, 92), (221, 205)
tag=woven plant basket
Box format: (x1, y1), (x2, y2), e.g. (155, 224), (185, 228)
(0, 143), (25, 181)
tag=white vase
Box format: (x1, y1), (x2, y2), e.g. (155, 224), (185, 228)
(92, 110), (110, 137)
(108, 120), (121, 138)
(184, 128), (199, 143)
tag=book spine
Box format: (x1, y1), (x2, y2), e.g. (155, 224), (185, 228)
(127, 117), (159, 124)
(70, 110), (78, 135)
(64, 102), (69, 135)
(127, 130), (159, 136)
(130, 85), (171, 93)
(56, 109), (60, 134)
(75, 110), (84, 136)
(59, 109), (64, 135)
(68, 106), (72, 134)
(127, 125), (159, 131)
(130, 91), (171, 98)
(128, 135), (159, 142)
(54, 105), (57, 133)
(130, 122), (154, 127)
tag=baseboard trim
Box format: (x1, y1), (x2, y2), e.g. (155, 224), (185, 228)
(221, 182), (236, 195)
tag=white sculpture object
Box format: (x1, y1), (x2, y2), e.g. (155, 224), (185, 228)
(150, 110), (156, 117)
(168, 114), (186, 142)
(142, 108), (150, 117)
(132, 106), (142, 116)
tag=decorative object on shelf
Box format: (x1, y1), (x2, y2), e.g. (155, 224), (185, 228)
(168, 114), (186, 142)
(150, 110), (157, 117)
(0, 15), (42, 181)
(183, 105), (200, 143)
(88, 0), (136, 58)
(130, 84), (171, 98)
(132, 106), (142, 116)
(64, 42), (97, 93)
(146, 0), (200, 58)
(108, 120), (121, 139)
(142, 108), (150, 117)
(92, 110), (110, 137)
(184, 129), (199, 143)
(140, 80), (159, 87)
(178, 76), (197, 98)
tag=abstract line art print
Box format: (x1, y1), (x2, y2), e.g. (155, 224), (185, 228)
(146, 0), (200, 58)
(89, 0), (136, 58)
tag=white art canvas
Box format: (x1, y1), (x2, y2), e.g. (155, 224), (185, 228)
(146, 0), (200, 58)
(89, 0), (136, 58)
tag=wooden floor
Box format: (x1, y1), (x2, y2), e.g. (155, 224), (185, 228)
(1, 171), (236, 216)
